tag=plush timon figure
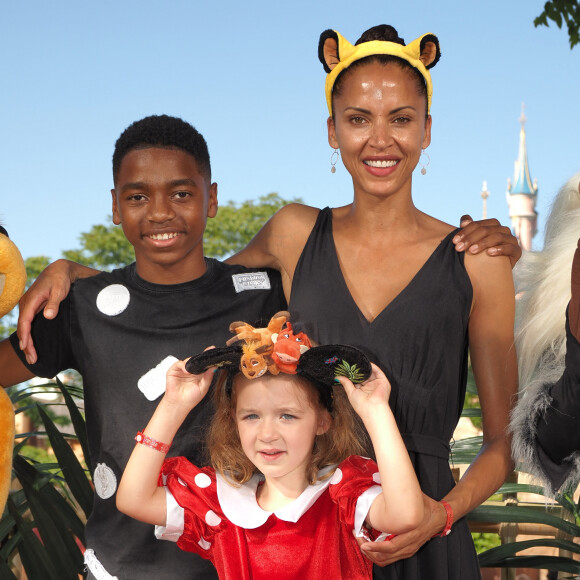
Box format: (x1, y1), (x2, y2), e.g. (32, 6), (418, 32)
(0, 226), (26, 512)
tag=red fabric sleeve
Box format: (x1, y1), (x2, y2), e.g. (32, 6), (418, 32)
(161, 457), (226, 558)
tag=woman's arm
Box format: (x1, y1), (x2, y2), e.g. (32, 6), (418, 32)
(226, 203), (319, 299)
(116, 362), (214, 526)
(444, 252), (517, 519)
(339, 364), (424, 534)
(358, 252), (517, 565)
(17, 260), (99, 364)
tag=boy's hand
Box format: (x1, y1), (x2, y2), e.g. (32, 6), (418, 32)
(337, 363), (391, 420)
(570, 238), (580, 341)
(164, 359), (214, 410)
(453, 216), (522, 268)
(17, 260), (99, 364)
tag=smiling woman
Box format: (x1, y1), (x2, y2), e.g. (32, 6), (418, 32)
(227, 24), (518, 580)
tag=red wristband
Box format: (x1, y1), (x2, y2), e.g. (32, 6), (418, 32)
(433, 500), (453, 537)
(135, 431), (171, 454)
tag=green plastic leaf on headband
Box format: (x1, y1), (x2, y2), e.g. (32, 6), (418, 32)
(334, 360), (366, 383)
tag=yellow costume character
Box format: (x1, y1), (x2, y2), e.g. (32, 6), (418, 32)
(0, 225), (27, 511)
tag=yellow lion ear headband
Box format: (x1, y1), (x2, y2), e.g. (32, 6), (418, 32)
(318, 28), (441, 116)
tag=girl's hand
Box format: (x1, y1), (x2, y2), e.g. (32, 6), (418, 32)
(164, 359), (214, 410)
(337, 362), (391, 420)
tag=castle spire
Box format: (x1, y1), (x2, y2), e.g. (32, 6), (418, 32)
(509, 105), (537, 196)
(506, 104), (538, 251)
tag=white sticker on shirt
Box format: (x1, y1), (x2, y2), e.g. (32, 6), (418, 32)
(138, 356), (179, 401)
(94, 463), (117, 499)
(96, 284), (130, 316)
(231, 271), (271, 293)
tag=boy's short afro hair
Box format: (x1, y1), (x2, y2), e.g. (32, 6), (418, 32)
(112, 115), (211, 183)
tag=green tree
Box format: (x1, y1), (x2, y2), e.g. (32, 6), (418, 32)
(62, 219), (134, 271)
(204, 193), (302, 258)
(535, 0), (580, 48)
(24, 256), (51, 288)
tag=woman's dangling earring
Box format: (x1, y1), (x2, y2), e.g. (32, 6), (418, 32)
(330, 148), (340, 173)
(420, 149), (430, 175)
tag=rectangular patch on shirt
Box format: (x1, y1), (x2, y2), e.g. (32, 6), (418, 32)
(138, 355), (179, 401)
(231, 271), (271, 293)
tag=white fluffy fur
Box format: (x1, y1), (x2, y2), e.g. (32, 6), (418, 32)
(510, 172), (580, 493)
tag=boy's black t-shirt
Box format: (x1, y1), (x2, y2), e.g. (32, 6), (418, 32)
(10, 259), (286, 580)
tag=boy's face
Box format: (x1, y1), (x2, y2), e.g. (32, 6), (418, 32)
(111, 147), (217, 284)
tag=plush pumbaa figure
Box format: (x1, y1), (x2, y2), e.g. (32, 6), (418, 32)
(271, 322), (312, 374)
(0, 226), (26, 513)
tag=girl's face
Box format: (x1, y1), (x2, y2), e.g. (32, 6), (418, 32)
(234, 375), (330, 493)
(328, 61), (432, 201)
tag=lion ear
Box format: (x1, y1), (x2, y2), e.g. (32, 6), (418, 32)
(419, 34), (441, 69)
(318, 29), (340, 73)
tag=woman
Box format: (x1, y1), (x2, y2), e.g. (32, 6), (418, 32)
(17, 25), (518, 580)
(228, 25), (518, 579)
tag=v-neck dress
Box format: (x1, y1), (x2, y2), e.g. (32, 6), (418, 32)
(289, 207), (481, 579)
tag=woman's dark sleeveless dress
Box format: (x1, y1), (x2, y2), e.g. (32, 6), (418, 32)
(289, 208), (482, 579)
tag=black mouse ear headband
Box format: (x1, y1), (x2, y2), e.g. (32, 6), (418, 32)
(318, 28), (441, 115)
(184, 342), (372, 412)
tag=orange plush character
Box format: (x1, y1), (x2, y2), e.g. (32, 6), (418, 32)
(271, 322), (312, 374)
(0, 226), (26, 513)
(226, 311), (290, 379)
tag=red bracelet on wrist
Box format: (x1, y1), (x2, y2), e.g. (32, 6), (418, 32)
(135, 431), (171, 454)
(433, 500), (453, 537)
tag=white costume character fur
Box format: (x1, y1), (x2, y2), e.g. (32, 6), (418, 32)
(510, 172), (580, 494)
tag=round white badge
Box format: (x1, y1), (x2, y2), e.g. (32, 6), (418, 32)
(94, 462), (117, 499)
(96, 284), (130, 316)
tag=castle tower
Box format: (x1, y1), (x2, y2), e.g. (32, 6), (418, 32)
(506, 106), (538, 251)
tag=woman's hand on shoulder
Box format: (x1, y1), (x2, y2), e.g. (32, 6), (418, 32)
(453, 215), (521, 268)
(17, 259), (99, 364)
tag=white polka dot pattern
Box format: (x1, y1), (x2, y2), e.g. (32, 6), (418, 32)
(96, 284), (130, 316)
(205, 510), (221, 526)
(195, 473), (212, 488)
(373, 472), (381, 484)
(93, 463), (117, 499)
(177, 477), (187, 487)
(198, 537), (211, 551)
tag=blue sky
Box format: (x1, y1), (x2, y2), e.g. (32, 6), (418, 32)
(1, 0), (579, 261)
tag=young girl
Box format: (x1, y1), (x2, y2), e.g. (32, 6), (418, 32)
(116, 319), (424, 579)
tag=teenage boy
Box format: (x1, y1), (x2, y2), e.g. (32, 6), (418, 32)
(0, 115), (287, 579)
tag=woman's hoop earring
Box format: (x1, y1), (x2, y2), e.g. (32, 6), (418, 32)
(420, 149), (430, 175)
(330, 148), (340, 174)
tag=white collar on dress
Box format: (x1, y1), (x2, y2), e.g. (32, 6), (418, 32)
(216, 465), (336, 529)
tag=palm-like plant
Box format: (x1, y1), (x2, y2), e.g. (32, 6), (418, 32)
(457, 372), (580, 576)
(0, 378), (93, 580)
